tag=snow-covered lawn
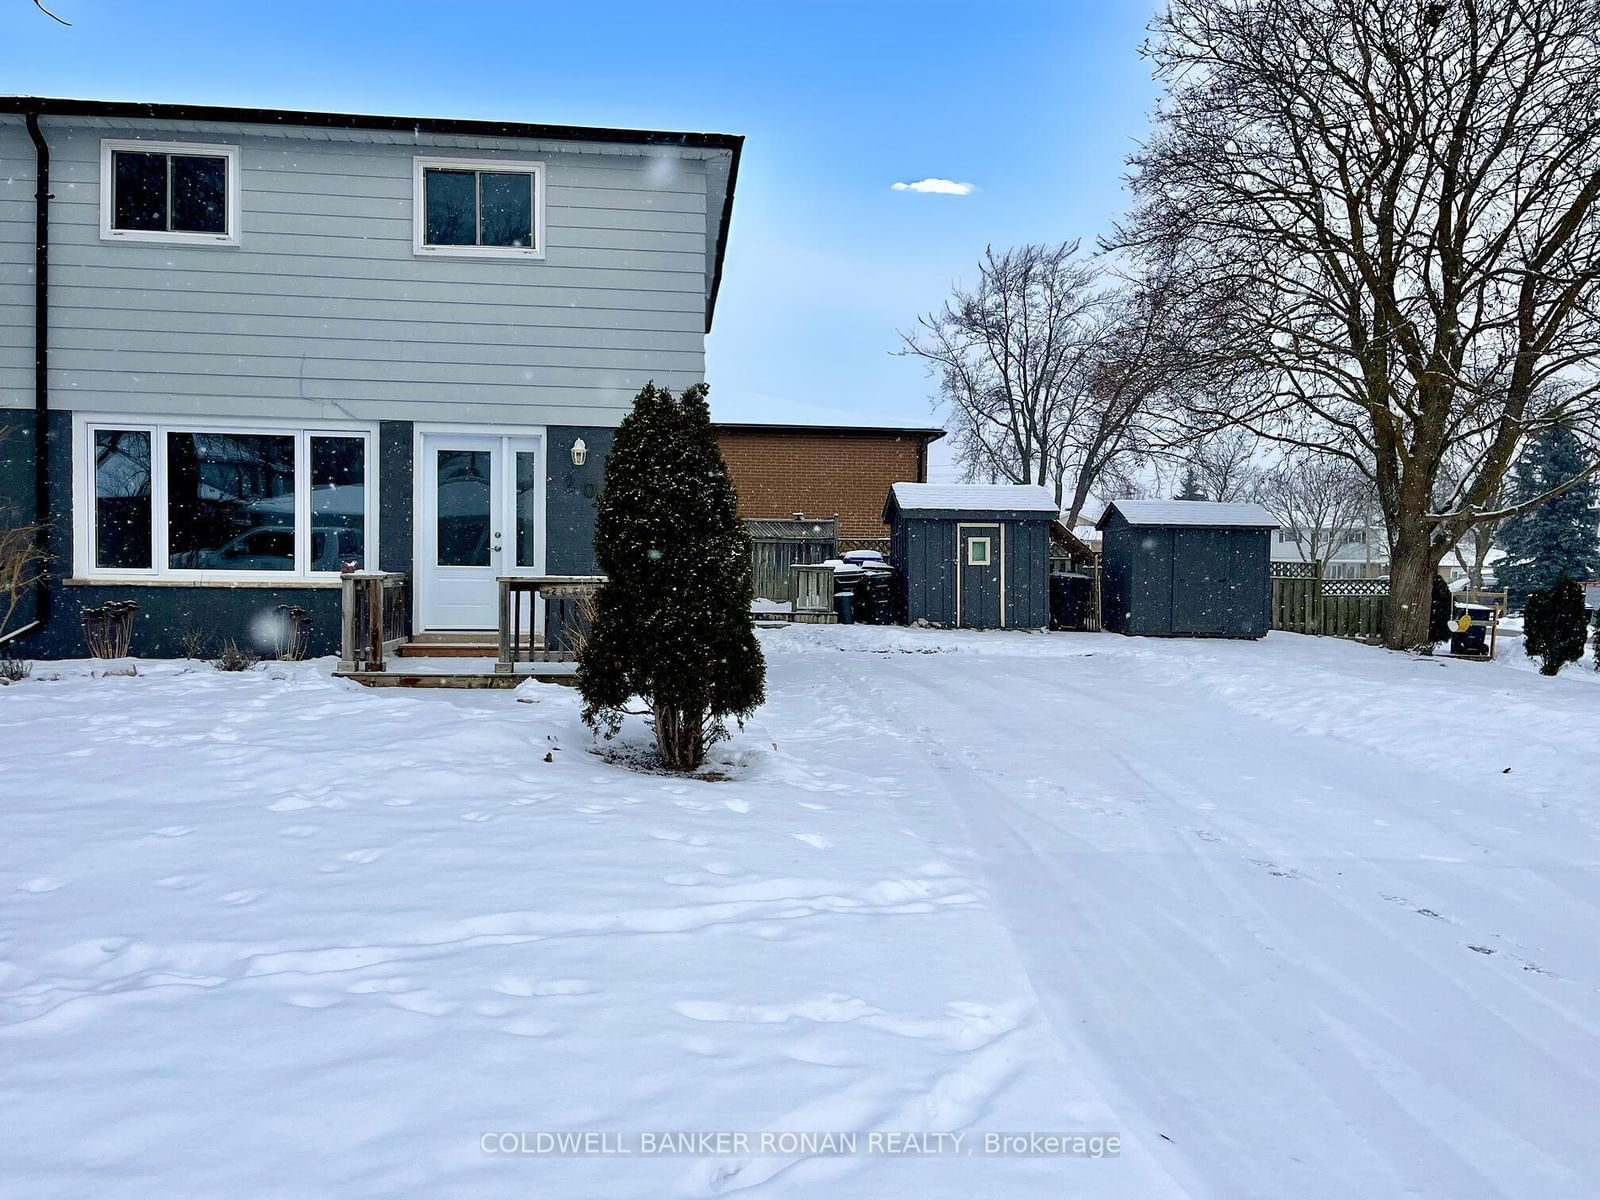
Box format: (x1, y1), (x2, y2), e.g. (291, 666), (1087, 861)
(3, 629), (1596, 1198)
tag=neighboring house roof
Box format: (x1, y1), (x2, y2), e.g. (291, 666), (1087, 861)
(884, 483), (1061, 520)
(1098, 499), (1278, 529)
(0, 95), (743, 332)
(1049, 520), (1099, 561)
(715, 422), (947, 443)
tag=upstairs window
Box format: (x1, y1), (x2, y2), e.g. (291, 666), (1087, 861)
(100, 140), (240, 245)
(414, 157), (544, 258)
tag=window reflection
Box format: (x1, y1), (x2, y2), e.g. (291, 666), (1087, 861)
(166, 432), (295, 570)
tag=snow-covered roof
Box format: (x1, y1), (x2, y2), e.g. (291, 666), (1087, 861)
(1098, 499), (1278, 529)
(886, 483), (1061, 516)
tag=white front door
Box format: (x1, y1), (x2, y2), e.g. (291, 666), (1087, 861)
(417, 432), (545, 631)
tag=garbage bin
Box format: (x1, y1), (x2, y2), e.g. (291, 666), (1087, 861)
(829, 562), (863, 625)
(1449, 603), (1491, 656)
(855, 564), (894, 624)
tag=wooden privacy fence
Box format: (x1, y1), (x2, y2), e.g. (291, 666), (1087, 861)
(1271, 563), (1388, 639)
(746, 515), (837, 603)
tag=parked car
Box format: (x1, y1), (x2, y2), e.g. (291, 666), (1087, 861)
(171, 526), (360, 572)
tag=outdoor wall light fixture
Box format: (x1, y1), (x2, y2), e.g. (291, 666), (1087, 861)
(571, 438), (587, 466)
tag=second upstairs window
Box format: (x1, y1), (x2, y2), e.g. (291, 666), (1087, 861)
(101, 141), (239, 244)
(415, 158), (544, 257)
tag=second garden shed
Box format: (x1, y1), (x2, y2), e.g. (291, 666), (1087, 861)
(1096, 500), (1276, 638)
(883, 483), (1058, 629)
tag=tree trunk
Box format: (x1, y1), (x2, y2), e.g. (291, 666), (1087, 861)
(654, 704), (706, 772)
(1384, 524), (1443, 650)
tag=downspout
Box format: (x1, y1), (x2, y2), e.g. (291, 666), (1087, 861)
(25, 111), (51, 636)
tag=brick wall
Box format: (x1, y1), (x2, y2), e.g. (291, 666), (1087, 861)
(715, 429), (931, 538)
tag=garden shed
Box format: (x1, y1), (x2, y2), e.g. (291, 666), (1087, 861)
(1096, 500), (1276, 638)
(882, 483), (1058, 629)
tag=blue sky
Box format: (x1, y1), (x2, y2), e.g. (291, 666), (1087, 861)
(6, 0), (1160, 456)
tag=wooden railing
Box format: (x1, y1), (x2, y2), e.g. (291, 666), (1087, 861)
(338, 572), (409, 672)
(496, 576), (605, 674)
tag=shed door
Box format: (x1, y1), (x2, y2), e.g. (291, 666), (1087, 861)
(1171, 529), (1230, 635)
(957, 524), (1003, 629)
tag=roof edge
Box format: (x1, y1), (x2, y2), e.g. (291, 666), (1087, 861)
(714, 421), (946, 441)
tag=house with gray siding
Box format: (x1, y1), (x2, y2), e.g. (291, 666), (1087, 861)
(0, 97), (740, 658)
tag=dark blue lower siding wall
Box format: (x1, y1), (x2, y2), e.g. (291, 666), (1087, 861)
(2, 414), (611, 661)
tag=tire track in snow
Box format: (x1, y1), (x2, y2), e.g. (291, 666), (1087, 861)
(873, 654), (1597, 1200)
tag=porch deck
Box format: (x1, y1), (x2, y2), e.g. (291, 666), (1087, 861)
(332, 574), (598, 690)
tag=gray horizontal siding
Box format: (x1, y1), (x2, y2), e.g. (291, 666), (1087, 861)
(5, 117), (710, 421)
(0, 119), (33, 411)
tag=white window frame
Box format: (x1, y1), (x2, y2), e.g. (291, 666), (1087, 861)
(73, 414), (378, 584)
(99, 139), (242, 247)
(412, 156), (546, 260)
(966, 536), (992, 567)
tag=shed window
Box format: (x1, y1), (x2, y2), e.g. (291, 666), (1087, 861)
(415, 157), (544, 257)
(101, 141), (239, 244)
(967, 537), (992, 566)
(81, 421), (374, 579)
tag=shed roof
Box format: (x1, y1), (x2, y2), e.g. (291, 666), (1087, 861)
(885, 483), (1061, 520)
(1097, 499), (1278, 530)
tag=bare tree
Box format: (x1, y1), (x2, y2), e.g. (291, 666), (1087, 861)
(1256, 452), (1379, 571)
(1187, 428), (1261, 502)
(1114, 0), (1600, 647)
(899, 244), (1179, 526)
(0, 426), (49, 644)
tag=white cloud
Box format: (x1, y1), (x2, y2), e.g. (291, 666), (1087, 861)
(891, 178), (975, 196)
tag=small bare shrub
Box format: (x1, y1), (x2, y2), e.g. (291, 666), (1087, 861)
(82, 601), (138, 658)
(211, 640), (261, 672)
(275, 605), (312, 661)
(0, 657), (31, 684)
(177, 628), (209, 660)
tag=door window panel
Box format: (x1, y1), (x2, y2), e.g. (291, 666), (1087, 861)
(436, 449), (492, 566)
(515, 451), (540, 567)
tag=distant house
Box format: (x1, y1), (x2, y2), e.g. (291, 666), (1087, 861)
(1270, 523), (1388, 579)
(714, 422), (946, 541)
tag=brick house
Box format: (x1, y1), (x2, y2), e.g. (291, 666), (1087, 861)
(713, 423), (946, 540)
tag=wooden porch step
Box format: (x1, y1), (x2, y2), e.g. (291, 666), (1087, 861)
(395, 641), (537, 658)
(406, 631), (498, 645)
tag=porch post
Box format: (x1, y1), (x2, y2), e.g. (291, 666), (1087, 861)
(495, 577), (514, 674)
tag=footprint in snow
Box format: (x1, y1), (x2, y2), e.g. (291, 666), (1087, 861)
(286, 992), (341, 1009)
(219, 889), (265, 906)
(17, 878), (64, 893)
(723, 798), (750, 814)
(791, 833), (830, 850)
(388, 991), (455, 1016)
(151, 826), (195, 838)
